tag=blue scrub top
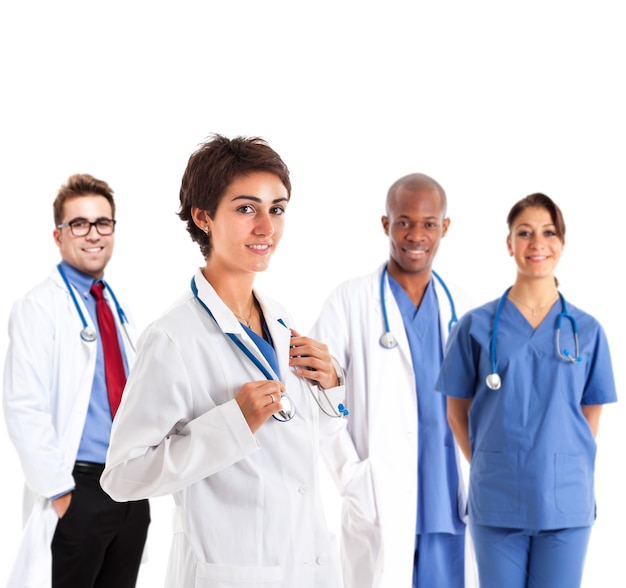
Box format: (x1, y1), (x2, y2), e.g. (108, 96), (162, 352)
(436, 296), (617, 530)
(242, 321), (281, 380)
(389, 276), (465, 536)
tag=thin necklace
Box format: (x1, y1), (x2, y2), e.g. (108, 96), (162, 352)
(232, 297), (256, 327)
(508, 291), (558, 316)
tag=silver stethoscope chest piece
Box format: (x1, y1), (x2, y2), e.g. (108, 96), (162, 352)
(379, 332), (398, 349)
(80, 326), (97, 342)
(273, 393), (296, 422)
(485, 373), (501, 390)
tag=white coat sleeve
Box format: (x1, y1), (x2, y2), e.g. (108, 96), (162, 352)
(101, 324), (260, 501)
(3, 296), (75, 498)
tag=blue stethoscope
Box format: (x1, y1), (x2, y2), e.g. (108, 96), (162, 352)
(57, 263), (134, 351)
(191, 277), (348, 422)
(485, 287), (581, 390)
(379, 263), (458, 349)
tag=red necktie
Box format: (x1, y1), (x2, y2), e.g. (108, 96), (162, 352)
(90, 282), (126, 417)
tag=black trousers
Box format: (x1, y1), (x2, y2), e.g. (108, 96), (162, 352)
(51, 462), (150, 588)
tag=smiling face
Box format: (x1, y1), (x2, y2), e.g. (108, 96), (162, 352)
(53, 194), (115, 279)
(382, 185), (449, 278)
(195, 171), (288, 278)
(507, 205), (564, 281)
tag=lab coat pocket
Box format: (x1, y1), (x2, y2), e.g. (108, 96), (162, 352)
(473, 451), (519, 513)
(342, 458), (379, 530)
(195, 561), (282, 587)
(554, 453), (594, 514)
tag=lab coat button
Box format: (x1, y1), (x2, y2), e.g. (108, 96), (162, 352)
(316, 555), (326, 565)
(298, 485), (308, 494)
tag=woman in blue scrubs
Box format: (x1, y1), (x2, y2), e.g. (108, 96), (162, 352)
(436, 193), (617, 587)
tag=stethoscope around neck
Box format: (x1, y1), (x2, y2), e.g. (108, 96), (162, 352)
(379, 263), (458, 349)
(485, 286), (581, 390)
(191, 277), (348, 423)
(57, 263), (134, 352)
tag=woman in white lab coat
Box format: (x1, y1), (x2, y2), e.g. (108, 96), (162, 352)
(101, 134), (348, 588)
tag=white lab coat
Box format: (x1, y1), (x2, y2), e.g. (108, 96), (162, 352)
(2, 267), (136, 588)
(310, 265), (474, 588)
(101, 270), (350, 588)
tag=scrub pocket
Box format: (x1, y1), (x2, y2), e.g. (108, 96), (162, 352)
(554, 453), (594, 514)
(195, 561), (282, 587)
(472, 451), (519, 513)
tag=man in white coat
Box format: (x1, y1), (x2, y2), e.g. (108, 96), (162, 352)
(312, 173), (473, 588)
(3, 174), (149, 588)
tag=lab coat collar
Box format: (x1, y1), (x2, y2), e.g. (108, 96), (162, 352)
(192, 269), (292, 381)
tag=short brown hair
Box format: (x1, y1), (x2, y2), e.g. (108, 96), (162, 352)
(53, 174), (115, 226)
(178, 134), (291, 258)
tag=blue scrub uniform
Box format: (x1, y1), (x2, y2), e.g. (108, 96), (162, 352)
(244, 322), (281, 375)
(436, 296), (617, 587)
(390, 277), (465, 588)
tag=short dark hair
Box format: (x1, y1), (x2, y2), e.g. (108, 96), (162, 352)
(178, 134), (291, 258)
(386, 173), (447, 217)
(507, 192), (566, 242)
(53, 174), (115, 225)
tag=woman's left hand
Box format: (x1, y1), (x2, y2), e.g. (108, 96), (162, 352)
(288, 329), (339, 390)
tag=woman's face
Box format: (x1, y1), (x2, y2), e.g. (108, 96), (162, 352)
(506, 206), (564, 281)
(203, 171), (289, 276)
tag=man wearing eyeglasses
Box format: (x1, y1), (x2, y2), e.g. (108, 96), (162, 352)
(3, 174), (150, 588)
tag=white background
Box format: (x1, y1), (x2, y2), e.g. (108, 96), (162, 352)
(1, 1), (624, 586)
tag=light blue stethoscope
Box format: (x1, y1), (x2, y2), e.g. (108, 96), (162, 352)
(485, 287), (581, 390)
(57, 263), (134, 351)
(379, 263), (458, 349)
(191, 277), (348, 422)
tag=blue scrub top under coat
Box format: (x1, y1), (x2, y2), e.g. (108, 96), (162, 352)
(389, 275), (465, 535)
(436, 296), (617, 530)
(242, 322), (281, 380)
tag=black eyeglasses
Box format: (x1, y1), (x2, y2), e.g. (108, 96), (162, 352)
(56, 217), (117, 237)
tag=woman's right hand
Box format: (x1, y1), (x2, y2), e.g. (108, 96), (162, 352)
(235, 380), (286, 433)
